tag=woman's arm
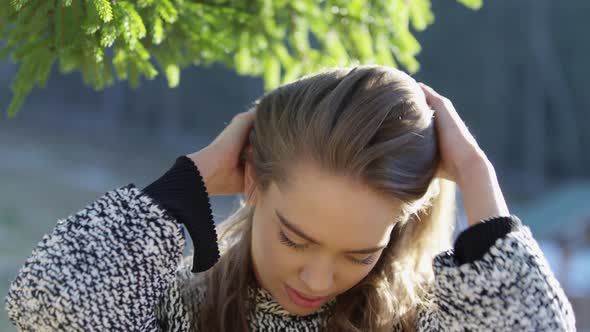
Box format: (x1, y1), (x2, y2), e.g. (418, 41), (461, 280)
(415, 83), (575, 330)
(4, 156), (218, 332)
(4, 108), (255, 331)
(457, 157), (510, 227)
(420, 217), (576, 331)
(417, 158), (576, 331)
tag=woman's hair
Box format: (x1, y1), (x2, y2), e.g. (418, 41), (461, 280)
(181, 65), (457, 332)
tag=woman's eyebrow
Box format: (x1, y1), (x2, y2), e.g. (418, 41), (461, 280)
(276, 210), (320, 244)
(275, 210), (386, 254)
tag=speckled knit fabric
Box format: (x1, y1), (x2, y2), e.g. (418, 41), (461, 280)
(4, 183), (576, 331)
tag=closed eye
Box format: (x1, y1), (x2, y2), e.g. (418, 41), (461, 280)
(349, 254), (377, 265)
(278, 230), (308, 251)
(279, 230), (377, 265)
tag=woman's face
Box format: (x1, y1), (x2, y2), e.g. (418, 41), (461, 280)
(247, 161), (398, 316)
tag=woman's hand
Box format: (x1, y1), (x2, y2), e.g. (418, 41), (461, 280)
(187, 110), (256, 196)
(419, 83), (510, 226)
(418, 82), (487, 186)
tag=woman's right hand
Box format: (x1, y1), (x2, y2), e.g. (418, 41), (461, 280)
(187, 110), (256, 196)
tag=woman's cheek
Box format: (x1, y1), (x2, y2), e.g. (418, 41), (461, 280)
(271, 238), (296, 264)
(258, 227), (293, 270)
(336, 256), (379, 288)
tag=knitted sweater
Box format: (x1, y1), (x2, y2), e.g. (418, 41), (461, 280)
(4, 156), (576, 331)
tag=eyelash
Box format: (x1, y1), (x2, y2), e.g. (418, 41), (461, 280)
(278, 230), (376, 265)
(278, 230), (309, 251)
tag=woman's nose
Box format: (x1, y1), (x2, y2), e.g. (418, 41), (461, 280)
(299, 258), (335, 294)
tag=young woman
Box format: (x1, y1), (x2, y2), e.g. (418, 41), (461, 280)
(6, 66), (575, 331)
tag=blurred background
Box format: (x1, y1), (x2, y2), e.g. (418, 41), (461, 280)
(1, 0), (589, 330)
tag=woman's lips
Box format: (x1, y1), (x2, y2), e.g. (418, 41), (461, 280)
(285, 284), (331, 308)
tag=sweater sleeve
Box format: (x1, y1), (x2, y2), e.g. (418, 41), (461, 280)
(4, 156), (219, 332)
(417, 215), (576, 331)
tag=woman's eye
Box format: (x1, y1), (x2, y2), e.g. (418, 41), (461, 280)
(278, 230), (308, 251)
(350, 255), (376, 266)
(278, 230), (377, 266)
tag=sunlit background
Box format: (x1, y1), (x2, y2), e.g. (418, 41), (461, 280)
(1, 1), (589, 331)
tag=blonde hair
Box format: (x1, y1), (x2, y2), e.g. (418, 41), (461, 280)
(182, 66), (456, 331)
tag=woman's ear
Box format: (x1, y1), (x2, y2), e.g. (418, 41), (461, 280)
(244, 161), (258, 205)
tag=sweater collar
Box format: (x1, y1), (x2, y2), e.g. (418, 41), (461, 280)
(248, 285), (337, 317)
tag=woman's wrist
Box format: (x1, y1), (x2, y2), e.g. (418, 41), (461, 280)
(187, 148), (220, 195)
(457, 157), (510, 227)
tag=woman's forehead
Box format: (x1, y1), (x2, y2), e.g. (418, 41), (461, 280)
(266, 162), (398, 248)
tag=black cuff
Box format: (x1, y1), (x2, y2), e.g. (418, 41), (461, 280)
(143, 155), (220, 273)
(454, 215), (522, 264)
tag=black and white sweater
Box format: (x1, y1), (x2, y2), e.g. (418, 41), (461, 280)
(4, 156), (576, 331)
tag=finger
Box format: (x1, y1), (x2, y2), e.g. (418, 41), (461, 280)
(229, 110), (256, 130)
(418, 83), (450, 108)
(418, 84), (481, 152)
(418, 82), (441, 98)
(238, 111), (257, 136)
(419, 84), (474, 139)
(418, 83), (434, 101)
(214, 110), (256, 148)
(231, 109), (256, 125)
(418, 83), (451, 110)
(229, 111), (257, 146)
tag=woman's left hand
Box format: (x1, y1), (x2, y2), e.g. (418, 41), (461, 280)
(418, 82), (487, 186)
(418, 82), (510, 226)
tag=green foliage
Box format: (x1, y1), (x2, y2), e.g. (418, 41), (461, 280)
(456, 0), (483, 10)
(0, 0), (481, 117)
